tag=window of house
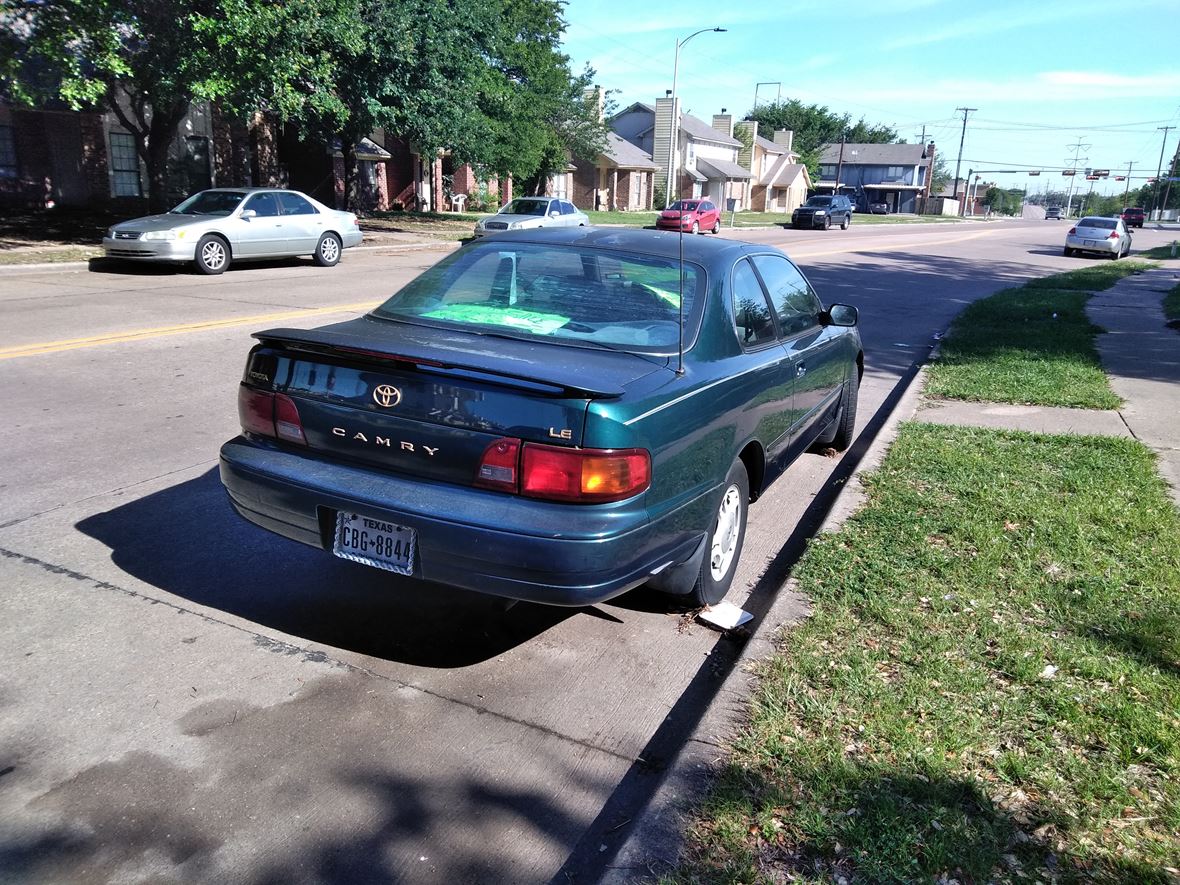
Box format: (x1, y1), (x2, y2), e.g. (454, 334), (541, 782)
(0, 125), (16, 179)
(184, 136), (211, 191)
(885, 166), (906, 179)
(109, 132), (141, 197)
(819, 165), (835, 179)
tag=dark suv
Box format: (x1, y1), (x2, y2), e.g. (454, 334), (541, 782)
(792, 195), (853, 230)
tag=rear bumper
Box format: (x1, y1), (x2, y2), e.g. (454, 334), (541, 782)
(219, 436), (704, 606)
(1066, 235), (1120, 255)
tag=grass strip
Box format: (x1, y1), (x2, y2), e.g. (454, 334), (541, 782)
(674, 423), (1180, 885)
(1164, 283), (1180, 325)
(0, 247), (102, 265)
(926, 262), (1153, 409)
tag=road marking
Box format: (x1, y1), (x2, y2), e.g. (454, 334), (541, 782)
(0, 301), (381, 361)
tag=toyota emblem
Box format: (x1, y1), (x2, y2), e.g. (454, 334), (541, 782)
(372, 384), (402, 408)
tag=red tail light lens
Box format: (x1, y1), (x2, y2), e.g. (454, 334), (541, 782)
(474, 439), (651, 503)
(1068, 226), (1076, 235)
(1108, 231), (1119, 239)
(475, 438), (521, 492)
(237, 385), (306, 445)
(522, 444), (650, 503)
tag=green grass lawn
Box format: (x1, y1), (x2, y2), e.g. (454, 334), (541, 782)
(673, 423), (1180, 884)
(1165, 283), (1180, 324)
(1139, 243), (1180, 261)
(926, 262), (1154, 409)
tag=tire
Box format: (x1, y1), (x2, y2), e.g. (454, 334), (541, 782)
(685, 460), (749, 607)
(1111, 246), (1120, 261)
(826, 371), (860, 452)
(823, 216), (831, 230)
(1063, 247), (1073, 257)
(691, 221), (700, 235)
(711, 219), (721, 234)
(195, 235), (230, 275)
(841, 214), (850, 230)
(313, 232), (342, 267)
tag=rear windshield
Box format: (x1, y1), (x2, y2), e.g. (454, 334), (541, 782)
(501, 199), (551, 216)
(172, 190), (247, 216)
(1123, 208), (1143, 214)
(1079, 217), (1116, 229)
(804, 197), (832, 207)
(371, 241), (705, 353)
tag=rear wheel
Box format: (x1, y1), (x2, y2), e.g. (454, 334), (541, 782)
(313, 232), (342, 267)
(685, 460), (749, 607)
(1063, 246), (1073, 257)
(195, 235), (229, 275)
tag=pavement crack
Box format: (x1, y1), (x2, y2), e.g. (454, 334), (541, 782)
(1116, 410), (1141, 440)
(0, 544), (636, 765)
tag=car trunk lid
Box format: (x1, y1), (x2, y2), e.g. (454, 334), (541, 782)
(245, 316), (669, 485)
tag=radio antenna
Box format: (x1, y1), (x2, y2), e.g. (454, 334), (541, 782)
(677, 199), (685, 375)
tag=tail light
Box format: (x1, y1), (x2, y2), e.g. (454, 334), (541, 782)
(1108, 231), (1119, 239)
(237, 385), (307, 445)
(475, 438), (650, 503)
(1067, 226), (1076, 235)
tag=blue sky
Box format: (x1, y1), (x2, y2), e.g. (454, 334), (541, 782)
(559, 0), (1180, 198)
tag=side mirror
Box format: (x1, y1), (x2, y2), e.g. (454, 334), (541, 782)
(825, 304), (858, 327)
(549, 210), (561, 218)
(240, 209), (257, 220)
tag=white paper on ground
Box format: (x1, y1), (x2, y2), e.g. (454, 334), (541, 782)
(698, 601), (753, 631)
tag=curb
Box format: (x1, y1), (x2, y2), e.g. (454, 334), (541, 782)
(0, 240), (451, 276)
(599, 361), (934, 883)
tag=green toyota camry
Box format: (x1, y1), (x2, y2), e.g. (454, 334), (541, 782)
(219, 228), (863, 608)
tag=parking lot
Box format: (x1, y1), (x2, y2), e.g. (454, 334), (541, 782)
(2, 220), (1174, 883)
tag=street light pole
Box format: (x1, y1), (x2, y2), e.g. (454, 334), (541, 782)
(665, 26), (726, 208)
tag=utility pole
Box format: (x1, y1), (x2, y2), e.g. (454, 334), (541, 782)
(952, 107), (976, 215)
(1161, 142), (1179, 218)
(1151, 125), (1175, 218)
(1122, 160), (1134, 207)
(1064, 136), (1090, 217)
(834, 133), (846, 196)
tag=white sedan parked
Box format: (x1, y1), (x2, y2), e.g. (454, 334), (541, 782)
(103, 188), (363, 274)
(472, 197), (590, 238)
(1064, 216), (1132, 259)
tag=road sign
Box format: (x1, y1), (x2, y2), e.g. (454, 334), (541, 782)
(1085, 175), (1099, 180)
(1028, 171), (1041, 176)
(1062, 170), (1076, 176)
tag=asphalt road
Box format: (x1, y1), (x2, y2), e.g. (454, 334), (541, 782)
(1, 219), (1173, 884)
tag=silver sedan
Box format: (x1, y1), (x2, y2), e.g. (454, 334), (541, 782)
(102, 188), (364, 274)
(1064, 216), (1131, 259)
(472, 197), (590, 238)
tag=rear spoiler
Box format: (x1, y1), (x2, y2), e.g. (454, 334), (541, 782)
(253, 326), (631, 399)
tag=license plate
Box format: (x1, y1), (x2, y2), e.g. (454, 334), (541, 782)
(1085, 239), (1097, 247)
(333, 512), (416, 575)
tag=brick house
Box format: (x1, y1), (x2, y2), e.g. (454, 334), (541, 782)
(571, 132), (658, 211)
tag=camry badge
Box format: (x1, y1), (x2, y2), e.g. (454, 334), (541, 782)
(372, 384), (402, 408)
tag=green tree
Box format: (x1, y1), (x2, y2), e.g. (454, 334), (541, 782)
(4, 0), (357, 211)
(468, 0), (606, 195)
(742, 98), (897, 177)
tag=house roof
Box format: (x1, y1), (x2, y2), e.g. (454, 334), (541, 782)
(697, 157), (752, 180)
(600, 132), (659, 170)
(762, 156), (808, 188)
(818, 142), (928, 165)
(755, 135), (784, 154)
(678, 113), (742, 147)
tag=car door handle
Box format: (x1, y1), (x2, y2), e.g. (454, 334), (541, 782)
(796, 363), (807, 377)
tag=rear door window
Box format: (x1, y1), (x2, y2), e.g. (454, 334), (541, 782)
(278, 192), (317, 215)
(732, 259), (777, 348)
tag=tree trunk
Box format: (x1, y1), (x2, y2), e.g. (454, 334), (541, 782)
(145, 99), (189, 213)
(341, 129), (362, 212)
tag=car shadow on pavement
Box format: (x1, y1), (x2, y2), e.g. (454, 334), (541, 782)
(74, 468), (579, 667)
(87, 256), (311, 275)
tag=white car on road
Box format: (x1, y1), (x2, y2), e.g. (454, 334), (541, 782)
(472, 197), (589, 238)
(103, 188), (363, 274)
(1064, 216), (1131, 259)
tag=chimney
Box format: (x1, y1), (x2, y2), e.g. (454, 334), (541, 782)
(773, 129), (794, 153)
(654, 96), (680, 195)
(711, 112), (734, 139)
(583, 86), (605, 123)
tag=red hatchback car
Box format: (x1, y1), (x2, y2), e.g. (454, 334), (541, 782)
(656, 199), (722, 234)
(1120, 207), (1145, 228)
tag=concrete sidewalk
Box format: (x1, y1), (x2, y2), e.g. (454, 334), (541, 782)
(602, 264), (1180, 882)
